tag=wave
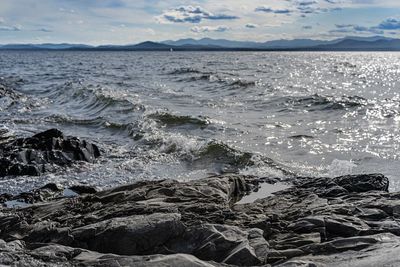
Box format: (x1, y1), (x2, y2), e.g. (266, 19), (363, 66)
(0, 76), (25, 89)
(191, 141), (293, 175)
(147, 112), (209, 127)
(228, 79), (257, 88)
(168, 68), (203, 75)
(43, 114), (134, 131)
(169, 68), (258, 89)
(0, 83), (19, 99)
(133, 122), (292, 176)
(149, 137), (291, 175)
(41, 82), (146, 120)
(274, 94), (367, 112)
(182, 74), (258, 89)
(0, 81), (32, 113)
(288, 135), (314, 140)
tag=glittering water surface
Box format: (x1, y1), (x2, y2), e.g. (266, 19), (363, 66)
(1, 51), (399, 194)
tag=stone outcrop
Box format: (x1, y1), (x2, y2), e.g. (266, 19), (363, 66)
(1, 172), (399, 266)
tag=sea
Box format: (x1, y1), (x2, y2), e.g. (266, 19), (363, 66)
(0, 51), (399, 194)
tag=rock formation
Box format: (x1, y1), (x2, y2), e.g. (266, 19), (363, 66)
(0, 129), (100, 177)
(1, 169), (399, 266)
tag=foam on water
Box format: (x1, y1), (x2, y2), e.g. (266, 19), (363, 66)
(327, 159), (358, 177)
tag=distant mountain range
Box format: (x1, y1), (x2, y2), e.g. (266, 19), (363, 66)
(1, 36), (400, 51)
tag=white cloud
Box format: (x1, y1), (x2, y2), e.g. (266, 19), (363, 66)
(191, 25), (230, 33)
(157, 6), (239, 24)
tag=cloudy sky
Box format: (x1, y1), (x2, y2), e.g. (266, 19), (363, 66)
(1, 0), (400, 44)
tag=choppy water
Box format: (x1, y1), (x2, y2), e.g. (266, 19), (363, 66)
(1, 51), (399, 194)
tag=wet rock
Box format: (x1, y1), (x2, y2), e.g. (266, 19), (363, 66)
(268, 249), (306, 263)
(0, 129), (100, 177)
(68, 185), (97, 195)
(71, 213), (185, 255)
(164, 224), (269, 265)
(76, 253), (225, 267)
(0, 173), (399, 266)
(277, 233), (400, 267)
(1, 183), (65, 207)
(0, 240), (225, 266)
(333, 174), (389, 193)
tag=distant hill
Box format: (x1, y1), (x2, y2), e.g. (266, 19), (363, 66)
(162, 38), (261, 48)
(162, 37), (334, 49)
(1, 43), (93, 50)
(95, 41), (173, 51)
(75, 42), (225, 51)
(312, 39), (400, 51)
(1, 36), (400, 51)
(162, 36), (397, 49)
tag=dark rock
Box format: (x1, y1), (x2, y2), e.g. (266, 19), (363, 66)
(0, 173), (398, 266)
(324, 215), (370, 237)
(268, 249), (306, 263)
(0, 182), (66, 207)
(333, 174), (389, 193)
(71, 213), (185, 255)
(69, 185), (97, 195)
(164, 224), (269, 265)
(40, 183), (63, 192)
(0, 129), (100, 177)
(0, 239), (225, 266)
(278, 233), (400, 267)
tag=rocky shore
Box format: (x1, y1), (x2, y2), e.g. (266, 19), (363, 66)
(1, 130), (400, 266)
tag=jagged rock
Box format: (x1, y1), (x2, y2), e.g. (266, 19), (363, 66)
(0, 239), (224, 267)
(0, 129), (100, 177)
(0, 173), (399, 266)
(333, 174), (389, 193)
(71, 213), (185, 255)
(76, 253), (226, 267)
(164, 224), (269, 266)
(277, 233), (400, 267)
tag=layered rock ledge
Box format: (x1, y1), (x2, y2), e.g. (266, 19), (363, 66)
(1, 171), (399, 266)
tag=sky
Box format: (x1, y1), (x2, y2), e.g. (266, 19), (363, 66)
(2, 0), (400, 44)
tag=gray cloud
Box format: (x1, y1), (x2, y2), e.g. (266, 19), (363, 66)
(255, 6), (292, 14)
(331, 17), (400, 35)
(296, 0), (318, 6)
(331, 24), (383, 34)
(377, 18), (400, 30)
(245, 23), (258, 29)
(37, 28), (52, 32)
(160, 6), (239, 24)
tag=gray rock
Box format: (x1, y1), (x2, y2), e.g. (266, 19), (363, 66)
(0, 129), (100, 177)
(165, 224), (268, 265)
(277, 233), (400, 267)
(0, 173), (399, 266)
(333, 174), (389, 193)
(0, 240), (224, 267)
(71, 213), (185, 255)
